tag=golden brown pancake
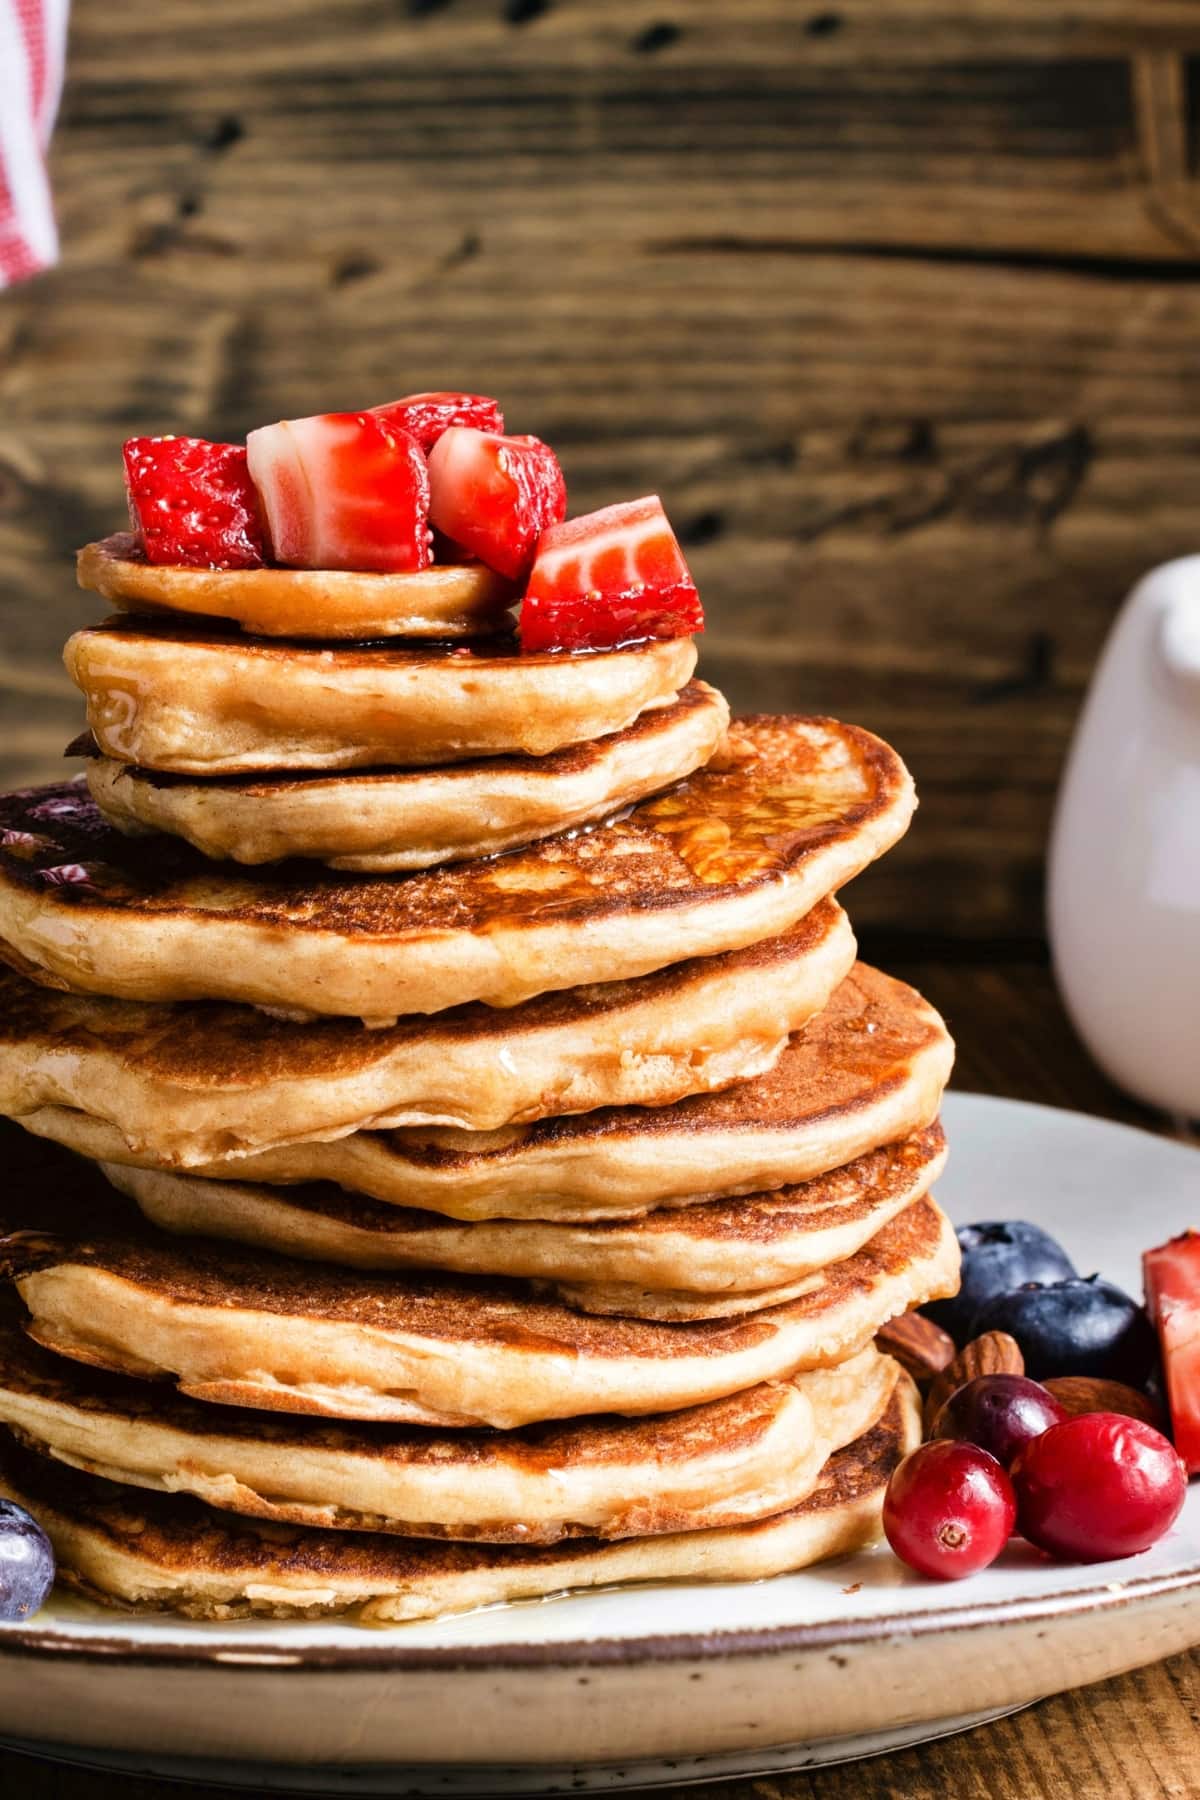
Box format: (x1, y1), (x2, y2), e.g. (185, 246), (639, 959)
(64, 616), (697, 773)
(0, 902), (855, 1161)
(0, 1306), (898, 1543)
(0, 1380), (920, 1622)
(78, 682), (729, 872)
(77, 532), (517, 640)
(99, 1123), (946, 1305)
(0, 1129), (960, 1427)
(42, 966), (949, 1220)
(0, 717), (914, 1018)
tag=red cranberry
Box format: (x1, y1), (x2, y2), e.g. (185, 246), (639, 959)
(883, 1441), (1016, 1579)
(931, 1374), (1067, 1468)
(1011, 1413), (1187, 1562)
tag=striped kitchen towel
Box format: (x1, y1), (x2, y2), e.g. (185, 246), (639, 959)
(0, 0), (69, 285)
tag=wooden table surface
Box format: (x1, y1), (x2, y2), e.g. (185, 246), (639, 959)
(3, 4), (1198, 1791)
(2, 954), (1194, 1800)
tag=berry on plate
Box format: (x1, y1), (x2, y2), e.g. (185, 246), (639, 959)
(925, 1220), (1077, 1345)
(371, 392), (504, 453)
(123, 437), (265, 570)
(1011, 1413), (1186, 1561)
(931, 1374), (1067, 1469)
(0, 1499), (55, 1622)
(247, 412), (432, 573)
(1144, 1232), (1200, 1473)
(428, 428), (566, 580)
(970, 1275), (1157, 1387)
(883, 1440), (1016, 1580)
(520, 496), (704, 654)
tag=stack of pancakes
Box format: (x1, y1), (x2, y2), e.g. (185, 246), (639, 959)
(0, 572), (957, 1624)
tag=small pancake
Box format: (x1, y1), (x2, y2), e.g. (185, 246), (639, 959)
(0, 1130), (960, 1427)
(0, 717), (914, 1019)
(99, 1123), (947, 1303)
(64, 616), (696, 773)
(0, 1381), (920, 1623)
(47, 966), (949, 1221)
(77, 533), (517, 640)
(78, 682), (729, 872)
(0, 903), (855, 1162)
(0, 1305), (898, 1542)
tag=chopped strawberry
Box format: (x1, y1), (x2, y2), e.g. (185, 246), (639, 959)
(520, 495), (703, 653)
(427, 428), (565, 580)
(246, 412), (431, 573)
(1144, 1233), (1200, 1474)
(371, 392), (504, 454)
(123, 436), (265, 570)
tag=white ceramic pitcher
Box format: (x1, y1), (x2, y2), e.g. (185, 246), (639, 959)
(1048, 556), (1200, 1120)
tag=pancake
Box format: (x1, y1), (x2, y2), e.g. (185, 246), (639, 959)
(99, 1123), (947, 1301)
(63, 616), (697, 773)
(0, 1381), (920, 1622)
(0, 903), (855, 1162)
(78, 682), (730, 872)
(0, 1306), (898, 1542)
(0, 716), (914, 1019)
(44, 966), (949, 1219)
(77, 532), (518, 640)
(0, 1133), (960, 1427)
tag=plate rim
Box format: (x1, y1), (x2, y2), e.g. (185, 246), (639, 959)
(1, 1090), (1195, 1676)
(0, 1556), (1198, 1671)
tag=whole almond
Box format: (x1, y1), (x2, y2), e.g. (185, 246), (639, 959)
(922, 1331), (1025, 1434)
(876, 1313), (957, 1384)
(1043, 1377), (1164, 1430)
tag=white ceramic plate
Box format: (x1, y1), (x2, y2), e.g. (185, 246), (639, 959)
(1, 1092), (1197, 1791)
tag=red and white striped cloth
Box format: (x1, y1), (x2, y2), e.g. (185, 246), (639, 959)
(0, 0), (68, 286)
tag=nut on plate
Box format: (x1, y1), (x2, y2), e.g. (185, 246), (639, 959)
(923, 1330), (1025, 1433)
(876, 1313), (957, 1384)
(1043, 1376), (1164, 1430)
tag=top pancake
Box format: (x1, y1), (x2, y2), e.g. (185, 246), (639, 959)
(64, 616), (697, 772)
(77, 532), (518, 641)
(0, 716), (915, 1019)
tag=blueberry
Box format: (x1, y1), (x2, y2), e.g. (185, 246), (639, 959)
(970, 1276), (1157, 1386)
(924, 1220), (1077, 1345)
(0, 1500), (55, 1623)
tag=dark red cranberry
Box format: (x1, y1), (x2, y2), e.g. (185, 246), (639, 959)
(1011, 1413), (1186, 1562)
(882, 1440), (1016, 1580)
(930, 1374), (1067, 1468)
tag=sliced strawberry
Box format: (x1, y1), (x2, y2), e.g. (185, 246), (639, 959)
(427, 428), (565, 581)
(123, 436), (265, 570)
(371, 392), (504, 454)
(246, 412), (431, 573)
(1144, 1232), (1200, 1474)
(520, 495), (703, 653)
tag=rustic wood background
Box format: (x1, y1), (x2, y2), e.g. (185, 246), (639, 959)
(4, 0), (1200, 940)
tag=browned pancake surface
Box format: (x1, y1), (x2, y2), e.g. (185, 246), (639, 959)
(77, 681), (717, 797)
(0, 1386), (910, 1581)
(0, 1302), (796, 1476)
(0, 903), (843, 1093)
(0, 1124), (946, 1363)
(0, 716), (903, 939)
(390, 964), (944, 1166)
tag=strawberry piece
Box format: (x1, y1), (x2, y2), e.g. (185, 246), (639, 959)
(371, 392), (504, 454)
(246, 412), (431, 573)
(123, 437), (265, 570)
(520, 495), (703, 653)
(1144, 1232), (1200, 1474)
(427, 428), (566, 581)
